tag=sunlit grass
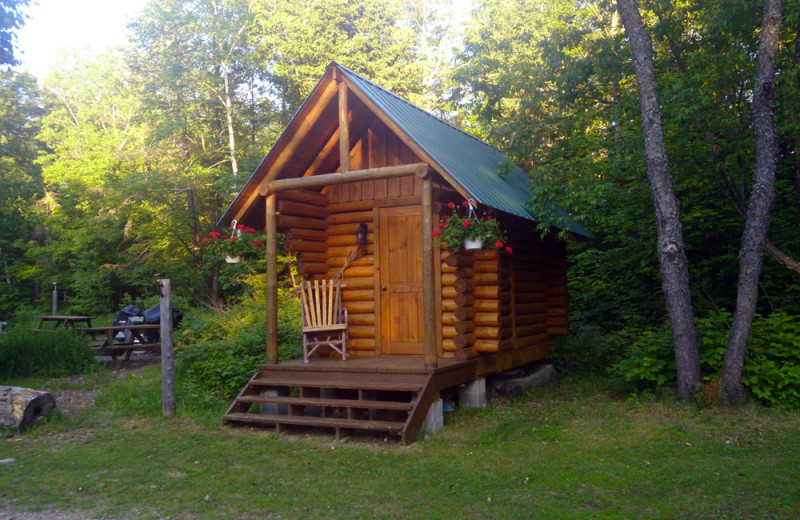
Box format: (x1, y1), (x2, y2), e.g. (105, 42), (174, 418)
(1, 370), (798, 519)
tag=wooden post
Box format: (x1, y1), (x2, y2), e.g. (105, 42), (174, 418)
(265, 194), (279, 364)
(51, 282), (57, 316)
(159, 279), (176, 418)
(422, 174), (437, 368)
(339, 81), (349, 173)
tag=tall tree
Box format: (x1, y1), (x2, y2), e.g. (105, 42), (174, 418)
(720, 0), (784, 404)
(0, 69), (43, 313)
(617, 0), (701, 400)
(0, 0), (30, 66)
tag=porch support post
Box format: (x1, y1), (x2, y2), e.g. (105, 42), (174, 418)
(265, 193), (279, 364)
(338, 81), (350, 173)
(421, 173), (437, 368)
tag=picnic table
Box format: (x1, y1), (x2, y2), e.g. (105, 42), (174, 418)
(78, 324), (161, 361)
(37, 315), (93, 329)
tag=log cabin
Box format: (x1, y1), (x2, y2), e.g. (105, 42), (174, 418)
(219, 62), (591, 443)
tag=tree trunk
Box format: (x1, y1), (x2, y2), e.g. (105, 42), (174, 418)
(222, 64), (239, 176)
(617, 0), (701, 401)
(721, 0), (783, 405)
(0, 386), (56, 431)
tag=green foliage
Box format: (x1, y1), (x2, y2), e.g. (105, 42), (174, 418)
(177, 286), (302, 399)
(607, 311), (800, 407)
(699, 311), (800, 408)
(550, 324), (625, 376)
(0, 327), (95, 379)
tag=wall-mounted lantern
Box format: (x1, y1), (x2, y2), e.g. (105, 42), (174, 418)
(356, 222), (368, 245)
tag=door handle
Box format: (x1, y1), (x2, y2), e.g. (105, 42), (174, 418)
(381, 285), (387, 291)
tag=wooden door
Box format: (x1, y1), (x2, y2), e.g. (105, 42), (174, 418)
(378, 205), (424, 355)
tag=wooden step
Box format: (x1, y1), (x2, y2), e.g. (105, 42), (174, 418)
(248, 377), (424, 392)
(223, 412), (404, 433)
(236, 395), (414, 411)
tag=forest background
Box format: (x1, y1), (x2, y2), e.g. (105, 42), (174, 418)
(2, 0), (800, 404)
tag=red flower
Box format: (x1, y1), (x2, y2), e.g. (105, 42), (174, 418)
(432, 231), (441, 238)
(445, 216), (450, 223)
(246, 227), (256, 233)
(447, 202), (455, 209)
(230, 237), (237, 243)
(495, 240), (504, 248)
(252, 241), (263, 247)
(202, 237), (209, 243)
(438, 222), (445, 229)
(236, 224), (245, 230)
(462, 200), (469, 207)
(493, 252), (499, 260)
(461, 220), (471, 228)
(505, 246), (512, 254)
(222, 234), (228, 239)
(208, 231), (221, 239)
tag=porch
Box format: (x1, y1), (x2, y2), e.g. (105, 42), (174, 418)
(223, 355), (478, 445)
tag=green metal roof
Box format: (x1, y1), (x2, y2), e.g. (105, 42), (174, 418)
(336, 64), (592, 238)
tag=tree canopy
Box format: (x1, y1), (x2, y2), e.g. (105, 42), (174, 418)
(3, 0), (800, 403)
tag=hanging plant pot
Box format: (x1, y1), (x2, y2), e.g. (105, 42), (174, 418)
(225, 255), (241, 264)
(463, 236), (484, 250)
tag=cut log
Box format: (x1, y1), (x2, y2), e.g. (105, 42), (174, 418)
(0, 386), (56, 431)
(492, 364), (558, 397)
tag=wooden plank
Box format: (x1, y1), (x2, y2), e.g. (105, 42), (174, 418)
(277, 200), (329, 219)
(286, 228), (327, 242)
(327, 210), (374, 225)
(279, 189), (328, 207)
(277, 215), (327, 231)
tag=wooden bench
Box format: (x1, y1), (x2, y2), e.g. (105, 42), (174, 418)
(78, 324), (161, 361)
(37, 315), (93, 329)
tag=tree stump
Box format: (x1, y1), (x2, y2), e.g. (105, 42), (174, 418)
(0, 386), (56, 431)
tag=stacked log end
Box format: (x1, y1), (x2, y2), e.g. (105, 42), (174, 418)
(471, 249), (513, 354)
(442, 252), (476, 359)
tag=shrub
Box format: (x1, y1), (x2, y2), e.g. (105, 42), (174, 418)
(608, 311), (800, 407)
(0, 327), (95, 379)
(177, 288), (302, 399)
(550, 324), (625, 375)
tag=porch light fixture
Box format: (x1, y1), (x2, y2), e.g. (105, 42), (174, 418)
(356, 222), (368, 245)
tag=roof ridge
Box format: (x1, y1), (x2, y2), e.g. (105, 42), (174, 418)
(333, 62), (499, 155)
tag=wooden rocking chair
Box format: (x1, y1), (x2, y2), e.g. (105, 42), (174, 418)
(298, 280), (348, 363)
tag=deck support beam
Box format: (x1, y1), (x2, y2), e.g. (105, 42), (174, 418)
(265, 194), (279, 364)
(422, 173), (437, 368)
(259, 163), (429, 196)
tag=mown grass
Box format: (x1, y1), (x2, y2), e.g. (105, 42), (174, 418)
(1, 368), (798, 519)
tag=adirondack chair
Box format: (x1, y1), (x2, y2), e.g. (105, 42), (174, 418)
(298, 280), (348, 363)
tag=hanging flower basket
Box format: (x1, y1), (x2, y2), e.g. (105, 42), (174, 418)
(432, 199), (510, 255)
(202, 221), (266, 266)
(463, 236), (484, 250)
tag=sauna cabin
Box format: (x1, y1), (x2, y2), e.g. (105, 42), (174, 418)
(219, 62), (591, 444)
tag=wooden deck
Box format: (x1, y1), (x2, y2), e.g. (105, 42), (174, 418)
(223, 355), (478, 444)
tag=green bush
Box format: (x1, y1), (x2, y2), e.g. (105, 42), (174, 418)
(550, 324), (625, 375)
(177, 287), (302, 399)
(606, 323), (675, 390)
(700, 311), (800, 407)
(607, 311), (800, 407)
(0, 327), (95, 379)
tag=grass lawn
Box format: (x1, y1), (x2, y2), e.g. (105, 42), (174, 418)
(1, 365), (799, 519)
